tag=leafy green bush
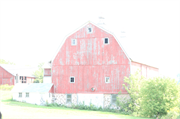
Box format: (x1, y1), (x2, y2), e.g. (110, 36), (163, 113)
(0, 84), (14, 90)
(33, 79), (40, 83)
(116, 71), (144, 116)
(140, 77), (180, 118)
(161, 107), (180, 119)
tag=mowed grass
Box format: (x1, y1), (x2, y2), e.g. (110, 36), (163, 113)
(0, 91), (153, 119)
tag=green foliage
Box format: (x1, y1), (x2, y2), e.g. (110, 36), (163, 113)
(0, 84), (14, 90)
(33, 79), (40, 83)
(0, 59), (15, 65)
(161, 107), (180, 119)
(116, 93), (132, 114)
(140, 77), (180, 118)
(33, 63), (44, 83)
(118, 71), (144, 115)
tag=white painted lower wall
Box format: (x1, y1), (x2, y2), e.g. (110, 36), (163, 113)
(77, 94), (104, 108)
(12, 92), (52, 105)
(43, 77), (52, 83)
(12, 92), (130, 108)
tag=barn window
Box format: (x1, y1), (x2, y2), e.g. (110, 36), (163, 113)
(66, 94), (72, 104)
(19, 93), (22, 98)
(104, 38), (109, 44)
(70, 76), (75, 83)
(87, 27), (93, 33)
(71, 39), (77, 45)
(111, 94), (117, 104)
(26, 93), (29, 98)
(105, 77), (110, 83)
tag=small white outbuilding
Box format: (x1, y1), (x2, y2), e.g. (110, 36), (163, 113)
(11, 83), (53, 105)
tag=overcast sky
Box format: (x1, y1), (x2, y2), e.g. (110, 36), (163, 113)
(0, 0), (180, 79)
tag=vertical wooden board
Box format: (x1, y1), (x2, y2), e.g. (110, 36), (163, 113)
(72, 26), (86, 39)
(58, 42), (66, 65)
(111, 37), (121, 65)
(79, 39), (92, 65)
(103, 37), (116, 65)
(110, 65), (116, 93)
(92, 38), (103, 65)
(99, 28), (112, 38)
(78, 66), (84, 92)
(61, 66), (68, 93)
(58, 65), (64, 93)
(83, 66), (91, 92)
(94, 66), (103, 92)
(116, 65), (121, 92)
(119, 65), (127, 94)
(93, 25), (101, 38)
(86, 38), (93, 65)
(52, 66), (59, 93)
(65, 38), (79, 65)
(90, 66), (97, 91)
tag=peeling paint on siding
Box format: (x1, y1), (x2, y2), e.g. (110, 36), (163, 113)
(51, 23), (131, 94)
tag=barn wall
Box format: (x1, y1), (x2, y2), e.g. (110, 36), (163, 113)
(12, 92), (52, 105)
(26, 77), (35, 83)
(52, 23), (130, 94)
(0, 66), (14, 85)
(131, 61), (159, 79)
(18, 76), (35, 84)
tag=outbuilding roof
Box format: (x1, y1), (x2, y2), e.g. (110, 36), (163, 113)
(11, 84), (29, 92)
(0, 64), (37, 77)
(11, 83), (53, 93)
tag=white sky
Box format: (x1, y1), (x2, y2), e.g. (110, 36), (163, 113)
(0, 0), (180, 79)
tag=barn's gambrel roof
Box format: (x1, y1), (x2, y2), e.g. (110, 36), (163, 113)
(51, 21), (131, 67)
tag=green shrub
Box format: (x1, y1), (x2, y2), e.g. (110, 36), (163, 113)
(116, 71), (144, 116)
(0, 84), (14, 91)
(161, 107), (180, 119)
(140, 77), (180, 118)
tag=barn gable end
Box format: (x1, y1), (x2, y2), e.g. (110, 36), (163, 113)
(51, 22), (131, 95)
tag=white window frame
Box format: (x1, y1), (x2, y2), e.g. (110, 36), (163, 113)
(105, 77), (110, 83)
(19, 92), (22, 98)
(70, 76), (75, 83)
(66, 94), (72, 104)
(71, 39), (77, 45)
(111, 94), (117, 104)
(104, 38), (109, 44)
(26, 92), (29, 98)
(87, 27), (93, 33)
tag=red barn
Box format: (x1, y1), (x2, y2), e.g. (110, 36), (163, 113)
(0, 64), (36, 85)
(44, 22), (159, 108)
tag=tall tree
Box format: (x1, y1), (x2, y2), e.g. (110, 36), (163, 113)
(33, 63), (44, 83)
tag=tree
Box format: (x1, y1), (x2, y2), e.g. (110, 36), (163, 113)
(33, 63), (44, 83)
(0, 59), (15, 65)
(117, 71), (145, 115)
(140, 77), (180, 118)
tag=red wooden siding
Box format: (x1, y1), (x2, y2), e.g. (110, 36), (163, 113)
(0, 66), (14, 85)
(51, 23), (130, 94)
(131, 61), (159, 79)
(19, 76), (35, 83)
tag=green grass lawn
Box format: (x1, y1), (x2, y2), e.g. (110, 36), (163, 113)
(0, 90), (153, 119)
